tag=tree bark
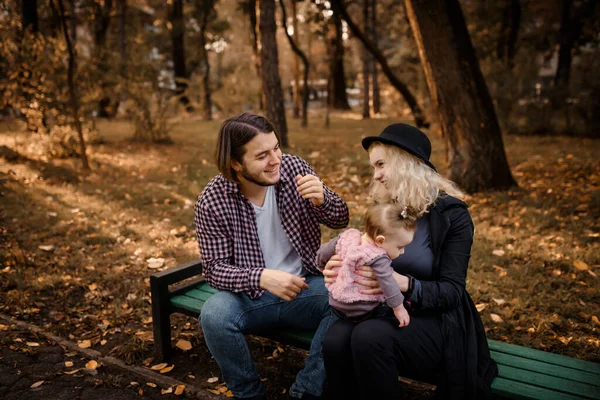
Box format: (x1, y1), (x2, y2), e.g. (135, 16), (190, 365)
(22, 0), (38, 33)
(332, 1), (428, 127)
(404, 0), (515, 192)
(258, 0), (288, 146)
(291, 0), (301, 118)
(94, 0), (115, 118)
(328, 12), (351, 110)
(169, 0), (193, 112)
(118, 0), (127, 107)
(554, 0), (597, 87)
(497, 0), (521, 69)
(246, 0), (264, 110)
(55, 0), (90, 170)
(279, 0), (309, 127)
(362, 0), (370, 119)
(370, 0), (380, 113)
(198, 0), (215, 121)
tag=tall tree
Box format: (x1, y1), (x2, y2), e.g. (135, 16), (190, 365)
(93, 0), (115, 117)
(327, 12), (351, 110)
(291, 0), (301, 118)
(243, 0), (264, 110)
(22, 0), (38, 32)
(497, 0), (521, 69)
(370, 0), (380, 113)
(55, 0), (90, 170)
(404, 0), (515, 192)
(169, 0), (193, 112)
(258, 0), (288, 146)
(554, 0), (597, 86)
(196, 0), (216, 121)
(332, 1), (428, 127)
(279, 0), (309, 127)
(362, 0), (370, 119)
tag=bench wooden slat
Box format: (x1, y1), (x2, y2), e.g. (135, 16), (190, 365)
(491, 377), (586, 400)
(489, 339), (600, 374)
(154, 277), (600, 400)
(491, 350), (600, 387)
(497, 364), (600, 399)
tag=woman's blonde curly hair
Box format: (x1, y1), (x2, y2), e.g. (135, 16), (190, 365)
(368, 142), (465, 216)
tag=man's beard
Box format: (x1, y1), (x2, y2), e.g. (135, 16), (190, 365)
(239, 166), (278, 187)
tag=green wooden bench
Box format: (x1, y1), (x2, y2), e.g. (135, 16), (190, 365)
(151, 260), (600, 400)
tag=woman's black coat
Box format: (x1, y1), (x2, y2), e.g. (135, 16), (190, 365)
(413, 195), (498, 399)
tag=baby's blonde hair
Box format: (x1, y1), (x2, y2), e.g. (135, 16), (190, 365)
(365, 203), (417, 240)
(368, 143), (465, 216)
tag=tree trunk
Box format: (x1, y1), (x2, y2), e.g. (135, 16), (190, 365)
(333, 1), (428, 127)
(94, 0), (115, 118)
(22, 0), (39, 32)
(404, 0), (515, 192)
(370, 0), (380, 113)
(291, 0), (301, 118)
(169, 0), (193, 112)
(258, 0), (288, 146)
(198, 0), (214, 121)
(55, 0), (89, 170)
(118, 0), (127, 108)
(362, 0), (370, 119)
(247, 0), (264, 110)
(279, 0), (309, 127)
(328, 12), (351, 110)
(554, 0), (597, 87)
(497, 0), (521, 69)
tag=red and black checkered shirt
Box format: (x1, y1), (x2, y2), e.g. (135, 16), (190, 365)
(194, 154), (349, 299)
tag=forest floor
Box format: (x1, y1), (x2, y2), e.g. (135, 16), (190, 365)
(0, 113), (598, 399)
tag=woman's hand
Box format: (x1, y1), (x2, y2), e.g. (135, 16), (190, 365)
(323, 254), (342, 284)
(356, 265), (382, 295)
(356, 269), (411, 295)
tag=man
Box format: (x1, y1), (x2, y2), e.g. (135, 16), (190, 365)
(194, 113), (349, 400)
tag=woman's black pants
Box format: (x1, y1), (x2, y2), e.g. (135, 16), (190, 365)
(322, 308), (444, 400)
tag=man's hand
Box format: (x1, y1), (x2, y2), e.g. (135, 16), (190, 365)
(296, 174), (325, 206)
(260, 269), (309, 301)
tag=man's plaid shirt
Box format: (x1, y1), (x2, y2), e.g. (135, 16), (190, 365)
(194, 154), (349, 299)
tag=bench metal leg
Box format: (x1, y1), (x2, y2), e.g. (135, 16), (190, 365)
(151, 275), (172, 361)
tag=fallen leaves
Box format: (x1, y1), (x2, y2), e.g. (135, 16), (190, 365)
(30, 381), (45, 388)
(38, 245), (54, 252)
(175, 339), (192, 351)
(573, 260), (588, 271)
(476, 303), (486, 312)
(150, 363), (168, 371)
(490, 314), (504, 323)
(26, 342), (40, 347)
(175, 385), (186, 395)
(64, 361), (74, 367)
(85, 360), (98, 370)
(207, 377), (219, 383)
(77, 340), (92, 349)
(146, 257), (165, 269)
(159, 365), (174, 374)
(492, 249), (505, 257)
(592, 316), (600, 326)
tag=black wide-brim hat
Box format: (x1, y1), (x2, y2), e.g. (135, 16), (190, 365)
(361, 123), (437, 171)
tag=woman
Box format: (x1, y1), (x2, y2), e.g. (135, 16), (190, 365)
(321, 123), (498, 400)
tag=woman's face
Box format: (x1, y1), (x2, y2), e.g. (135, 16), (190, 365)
(369, 146), (388, 187)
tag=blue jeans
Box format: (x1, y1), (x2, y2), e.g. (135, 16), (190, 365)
(199, 275), (335, 399)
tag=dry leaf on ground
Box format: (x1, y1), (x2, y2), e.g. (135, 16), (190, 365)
(146, 257), (165, 269)
(146, 382), (157, 388)
(574, 260), (589, 271)
(207, 377), (219, 383)
(490, 314), (504, 323)
(175, 385), (185, 395)
(38, 245), (54, 252)
(64, 361), (74, 367)
(26, 342), (40, 347)
(492, 249), (505, 257)
(159, 365), (174, 374)
(150, 363), (168, 370)
(592, 316), (600, 326)
(85, 360), (98, 370)
(476, 303), (486, 312)
(30, 381), (44, 388)
(77, 340), (92, 349)
(161, 387), (173, 394)
(176, 339), (192, 351)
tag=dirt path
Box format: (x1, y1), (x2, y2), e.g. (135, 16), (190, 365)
(0, 315), (213, 400)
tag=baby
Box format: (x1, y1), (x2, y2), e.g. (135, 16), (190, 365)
(317, 202), (416, 327)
